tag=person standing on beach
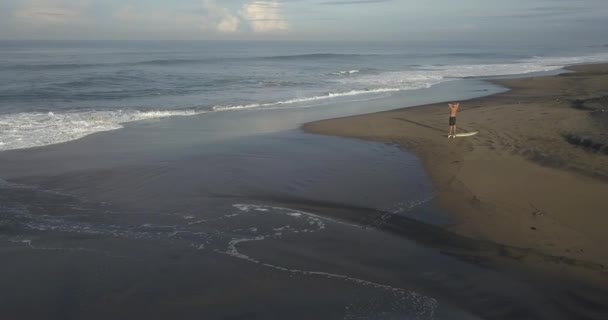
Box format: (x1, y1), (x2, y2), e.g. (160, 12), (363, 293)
(448, 102), (459, 138)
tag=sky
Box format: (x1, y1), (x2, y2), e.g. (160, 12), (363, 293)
(0, 0), (607, 43)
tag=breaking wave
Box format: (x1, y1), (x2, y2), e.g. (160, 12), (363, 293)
(0, 109), (205, 151)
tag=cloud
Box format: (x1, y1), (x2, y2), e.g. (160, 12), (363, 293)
(201, 0), (241, 33)
(241, 0), (288, 33)
(112, 1), (240, 35)
(124, 0), (288, 35)
(216, 15), (240, 33)
(14, 0), (89, 26)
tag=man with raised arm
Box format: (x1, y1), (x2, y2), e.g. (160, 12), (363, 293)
(448, 102), (459, 138)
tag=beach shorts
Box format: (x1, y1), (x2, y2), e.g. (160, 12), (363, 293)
(449, 117), (456, 126)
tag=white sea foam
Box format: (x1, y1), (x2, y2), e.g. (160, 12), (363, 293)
(225, 204), (437, 318)
(331, 69), (360, 76)
(338, 62), (557, 90)
(0, 109), (204, 151)
(211, 87), (401, 112)
(339, 52), (608, 90)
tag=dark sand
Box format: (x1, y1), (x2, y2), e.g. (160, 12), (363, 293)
(304, 64), (608, 281)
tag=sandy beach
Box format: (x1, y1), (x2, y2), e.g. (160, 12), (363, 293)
(304, 63), (608, 269)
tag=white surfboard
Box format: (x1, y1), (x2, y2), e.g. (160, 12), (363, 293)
(453, 131), (478, 138)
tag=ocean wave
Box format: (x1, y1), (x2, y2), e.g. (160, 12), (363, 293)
(0, 109), (205, 151)
(263, 53), (377, 60)
(331, 69), (360, 76)
(0, 58), (225, 71)
(216, 52), (608, 113)
(211, 88), (402, 112)
(426, 52), (532, 60)
(120, 54), (374, 66)
(1, 54), (372, 71)
(3, 52), (608, 151)
(337, 52), (608, 90)
(133, 58), (228, 66)
(525, 54), (608, 67)
(0, 86), (402, 150)
(0, 62), (108, 71)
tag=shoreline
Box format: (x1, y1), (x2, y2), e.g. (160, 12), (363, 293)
(303, 63), (608, 267)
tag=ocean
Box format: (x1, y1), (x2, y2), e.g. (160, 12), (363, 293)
(1, 40), (608, 319)
(1, 40), (608, 151)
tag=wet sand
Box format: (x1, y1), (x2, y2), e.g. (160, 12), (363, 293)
(304, 64), (608, 269)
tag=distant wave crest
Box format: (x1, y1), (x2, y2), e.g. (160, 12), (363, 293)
(263, 53), (376, 60)
(1, 53), (378, 71)
(331, 69), (360, 76)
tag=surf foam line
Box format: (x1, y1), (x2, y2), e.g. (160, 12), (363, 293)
(0, 90), (390, 151)
(218, 204), (437, 318)
(211, 87), (403, 112)
(0, 109), (206, 152)
(0, 86), (396, 152)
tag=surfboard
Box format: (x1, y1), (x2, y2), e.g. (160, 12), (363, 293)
(453, 131), (478, 138)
